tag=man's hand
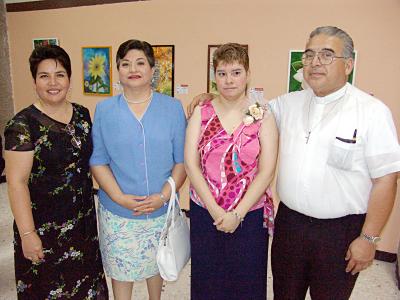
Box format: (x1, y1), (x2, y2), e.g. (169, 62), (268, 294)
(187, 93), (216, 117)
(345, 236), (376, 275)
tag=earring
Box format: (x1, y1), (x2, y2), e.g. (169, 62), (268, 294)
(113, 81), (122, 92)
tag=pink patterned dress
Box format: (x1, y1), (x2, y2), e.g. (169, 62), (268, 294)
(190, 101), (274, 235)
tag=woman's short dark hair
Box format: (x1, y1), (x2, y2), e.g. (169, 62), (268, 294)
(116, 39), (155, 69)
(29, 45), (72, 80)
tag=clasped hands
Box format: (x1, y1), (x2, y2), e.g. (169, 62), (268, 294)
(209, 205), (241, 234)
(118, 193), (165, 216)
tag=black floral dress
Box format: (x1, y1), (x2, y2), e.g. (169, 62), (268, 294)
(4, 103), (108, 300)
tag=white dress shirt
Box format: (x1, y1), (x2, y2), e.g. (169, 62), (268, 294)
(269, 83), (400, 218)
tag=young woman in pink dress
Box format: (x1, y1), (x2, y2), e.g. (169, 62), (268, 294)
(185, 43), (278, 299)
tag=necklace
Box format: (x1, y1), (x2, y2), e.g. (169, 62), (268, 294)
(123, 90), (153, 104)
(305, 94), (344, 144)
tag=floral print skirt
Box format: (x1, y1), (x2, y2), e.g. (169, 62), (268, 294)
(98, 203), (166, 281)
(13, 206), (108, 300)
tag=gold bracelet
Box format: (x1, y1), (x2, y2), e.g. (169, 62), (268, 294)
(21, 230), (36, 238)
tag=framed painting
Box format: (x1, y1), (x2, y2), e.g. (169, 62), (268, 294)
(32, 38), (59, 49)
(207, 44), (248, 94)
(152, 45), (175, 97)
(287, 49), (357, 93)
(82, 47), (112, 96)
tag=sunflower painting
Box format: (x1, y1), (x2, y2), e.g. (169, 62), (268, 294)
(82, 47), (112, 96)
(151, 45), (174, 96)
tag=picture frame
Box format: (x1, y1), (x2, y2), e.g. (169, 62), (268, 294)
(207, 45), (220, 94)
(207, 44), (248, 94)
(287, 49), (357, 93)
(32, 38), (59, 49)
(82, 47), (112, 96)
(152, 45), (175, 97)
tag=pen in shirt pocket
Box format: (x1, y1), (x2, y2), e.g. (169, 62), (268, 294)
(335, 129), (357, 144)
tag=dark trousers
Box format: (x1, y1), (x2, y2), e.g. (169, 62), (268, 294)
(271, 202), (365, 300)
(190, 202), (268, 300)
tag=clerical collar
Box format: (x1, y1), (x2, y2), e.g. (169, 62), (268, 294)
(312, 83), (348, 105)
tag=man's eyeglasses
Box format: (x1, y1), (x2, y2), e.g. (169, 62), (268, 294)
(301, 50), (347, 66)
(64, 124), (82, 149)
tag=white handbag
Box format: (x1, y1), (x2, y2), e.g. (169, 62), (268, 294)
(156, 177), (191, 281)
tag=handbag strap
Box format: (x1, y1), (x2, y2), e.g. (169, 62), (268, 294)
(166, 176), (179, 218)
(167, 176), (176, 197)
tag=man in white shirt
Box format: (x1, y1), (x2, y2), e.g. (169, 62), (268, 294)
(269, 26), (400, 299)
(188, 25), (400, 299)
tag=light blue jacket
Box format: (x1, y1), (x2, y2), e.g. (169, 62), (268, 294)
(90, 92), (186, 219)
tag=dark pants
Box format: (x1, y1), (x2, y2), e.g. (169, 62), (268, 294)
(190, 201), (268, 300)
(0, 135), (4, 175)
(271, 202), (365, 300)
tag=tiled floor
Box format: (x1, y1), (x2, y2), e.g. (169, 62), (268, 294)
(0, 182), (399, 299)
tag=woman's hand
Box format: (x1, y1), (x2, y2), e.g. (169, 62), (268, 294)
(21, 232), (44, 263)
(117, 194), (146, 211)
(133, 193), (165, 215)
(207, 204), (226, 223)
(214, 212), (241, 233)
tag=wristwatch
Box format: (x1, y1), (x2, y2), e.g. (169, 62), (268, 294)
(360, 233), (381, 244)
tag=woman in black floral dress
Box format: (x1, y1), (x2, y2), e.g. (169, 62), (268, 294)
(4, 45), (108, 299)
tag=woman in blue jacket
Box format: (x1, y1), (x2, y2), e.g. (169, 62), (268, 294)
(90, 39), (186, 300)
